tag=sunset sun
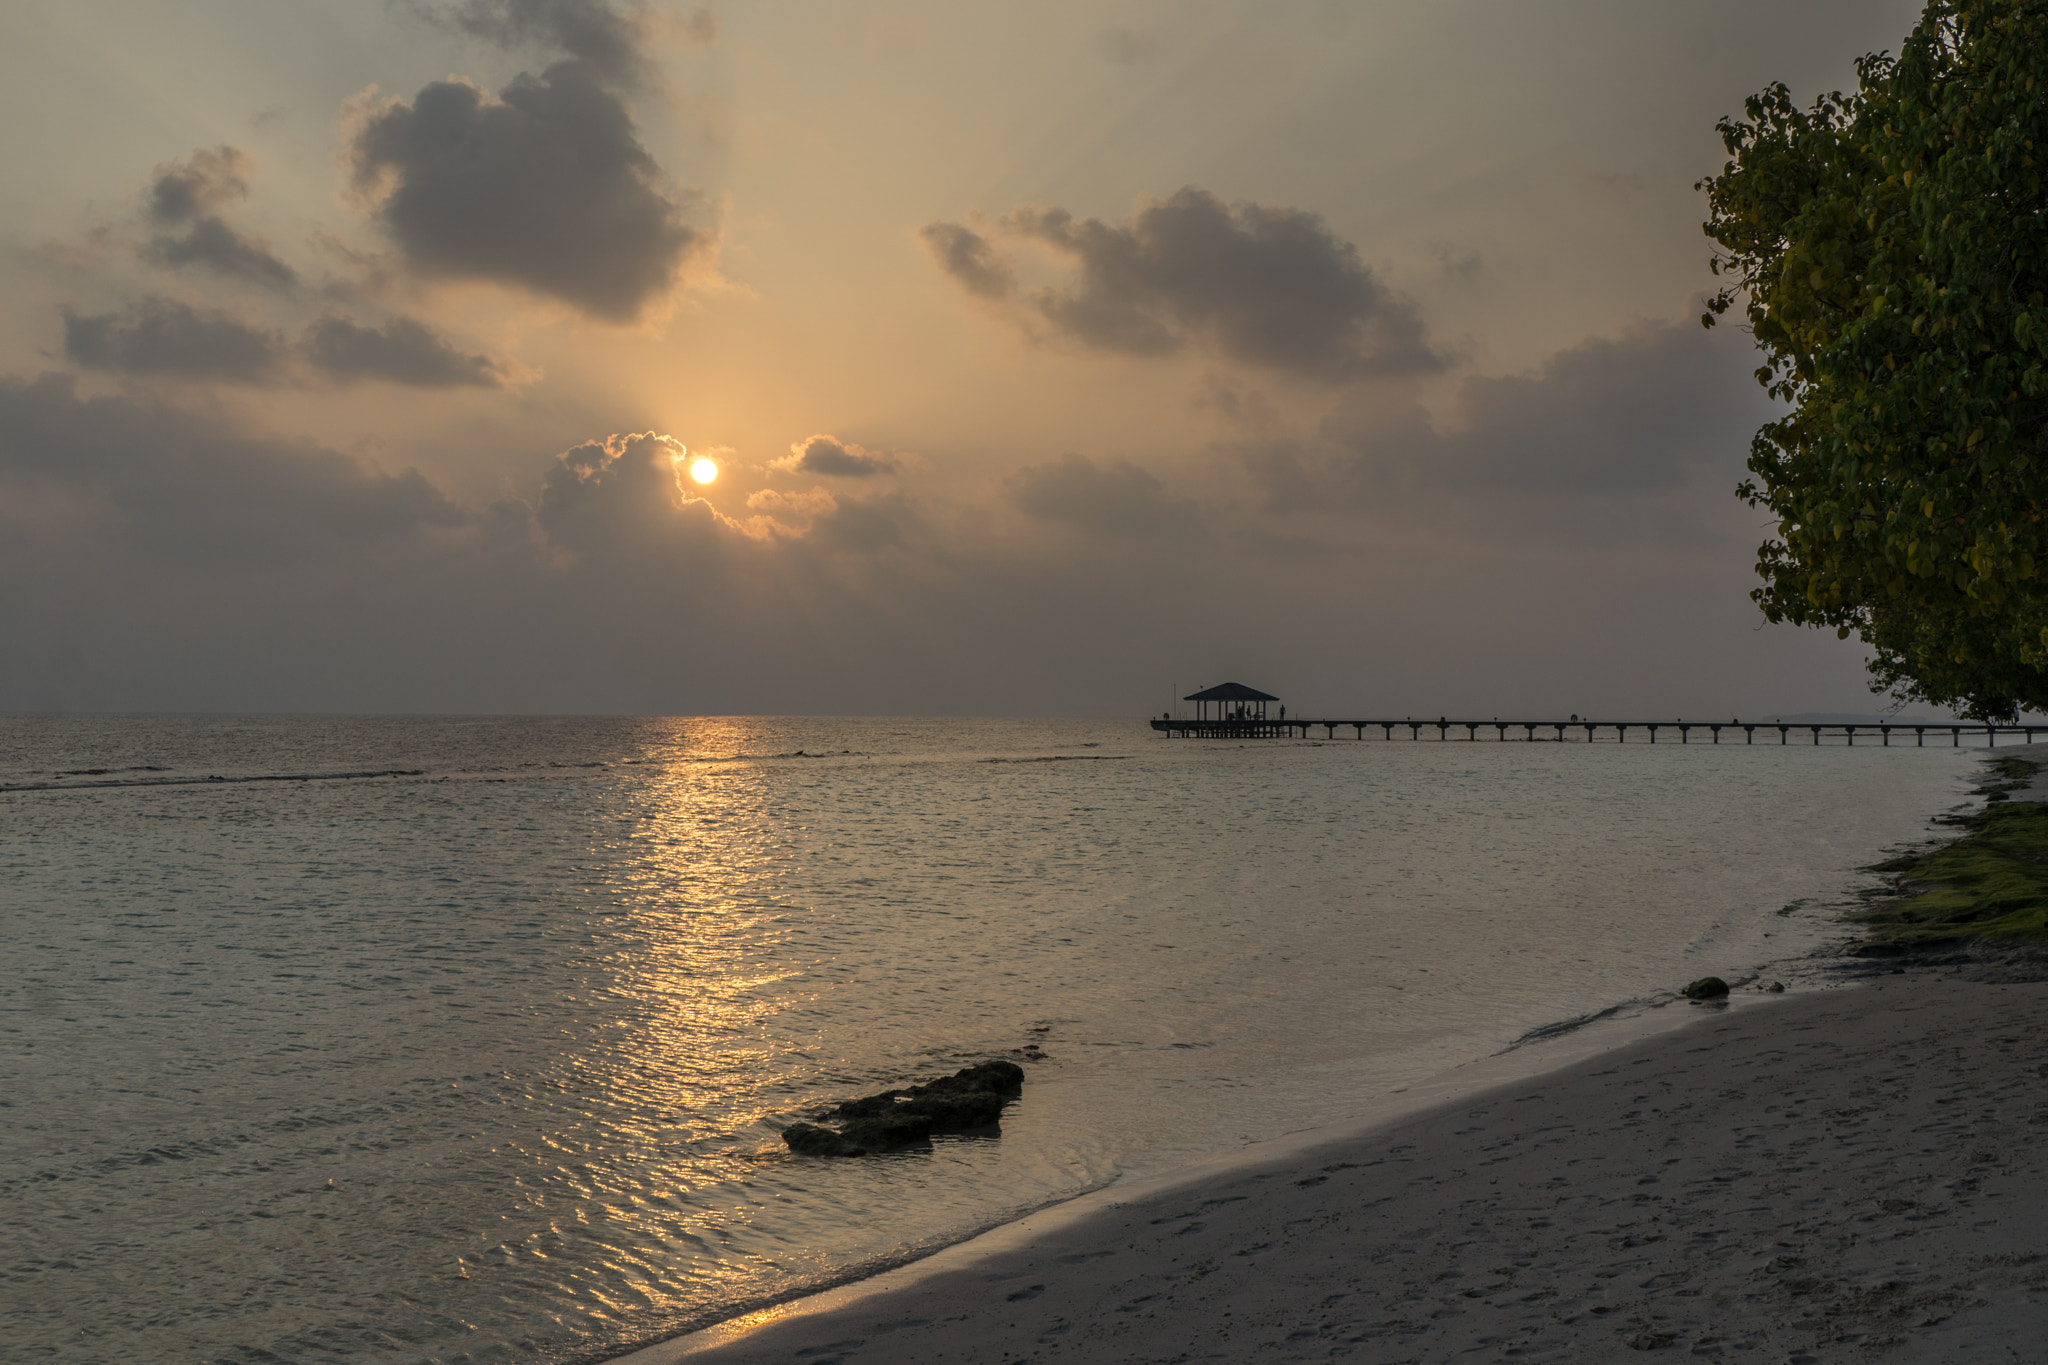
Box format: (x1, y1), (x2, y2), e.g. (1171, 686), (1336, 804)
(688, 457), (718, 485)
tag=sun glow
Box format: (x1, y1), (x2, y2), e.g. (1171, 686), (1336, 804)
(689, 457), (719, 485)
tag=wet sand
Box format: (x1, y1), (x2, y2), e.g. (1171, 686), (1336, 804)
(630, 969), (2048, 1363)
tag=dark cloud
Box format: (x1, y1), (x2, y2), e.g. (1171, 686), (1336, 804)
(302, 313), (511, 388)
(782, 433), (895, 478)
(680, 6), (716, 46)
(61, 298), (285, 382)
(925, 187), (1444, 382)
(0, 335), (1856, 716)
(1192, 373), (1281, 430)
(139, 146), (297, 290)
(347, 59), (704, 321)
(1334, 319), (1768, 495)
(1007, 453), (1198, 538)
(812, 492), (915, 553)
(535, 430), (703, 556)
(0, 325), (1881, 718)
(1210, 318), (1774, 560)
(0, 373), (462, 569)
(58, 299), (519, 390)
(917, 222), (1013, 300)
(146, 146), (250, 224)
(145, 216), (297, 290)
(1431, 241), (1483, 282)
(451, 0), (649, 86)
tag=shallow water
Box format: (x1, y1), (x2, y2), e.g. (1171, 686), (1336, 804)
(0, 716), (1980, 1363)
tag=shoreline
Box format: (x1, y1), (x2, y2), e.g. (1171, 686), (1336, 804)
(609, 756), (2048, 1364)
(625, 966), (2048, 1363)
(613, 990), (1794, 1364)
(600, 987), (1881, 1363)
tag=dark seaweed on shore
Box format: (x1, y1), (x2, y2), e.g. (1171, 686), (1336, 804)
(1859, 755), (2048, 945)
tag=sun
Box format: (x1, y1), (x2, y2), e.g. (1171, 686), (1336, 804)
(688, 457), (718, 485)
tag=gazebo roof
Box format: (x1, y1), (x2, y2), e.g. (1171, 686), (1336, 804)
(1183, 682), (1279, 702)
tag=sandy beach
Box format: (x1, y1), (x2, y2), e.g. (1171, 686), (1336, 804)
(629, 963), (2048, 1363)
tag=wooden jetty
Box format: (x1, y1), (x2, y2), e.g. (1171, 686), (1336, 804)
(1154, 683), (2039, 746)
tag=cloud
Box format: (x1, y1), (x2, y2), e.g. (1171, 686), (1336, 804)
(451, 0), (650, 86)
(812, 491), (916, 554)
(925, 187), (1444, 382)
(533, 430), (709, 556)
(61, 298), (285, 382)
(55, 299), (518, 390)
(0, 372), (462, 569)
(917, 222), (1015, 301)
(144, 216), (297, 290)
(0, 321), (1845, 717)
(1333, 318), (1768, 495)
(1192, 373), (1281, 431)
(146, 147), (251, 224)
(679, 6), (716, 46)
(1430, 240), (1483, 282)
(736, 485), (837, 539)
(140, 146), (297, 289)
(302, 313), (513, 388)
(1207, 316), (1775, 558)
(346, 58), (705, 321)
(1006, 453), (1199, 539)
(778, 433), (896, 478)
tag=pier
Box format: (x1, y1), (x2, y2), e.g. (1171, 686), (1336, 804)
(1151, 715), (2041, 745)
(1155, 684), (2035, 746)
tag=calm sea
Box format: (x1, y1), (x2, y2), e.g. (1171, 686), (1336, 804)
(0, 715), (1980, 1364)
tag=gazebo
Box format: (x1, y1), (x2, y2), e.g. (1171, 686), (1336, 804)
(1183, 682), (1280, 724)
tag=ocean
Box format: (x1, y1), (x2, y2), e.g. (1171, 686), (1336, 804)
(0, 715), (1981, 1364)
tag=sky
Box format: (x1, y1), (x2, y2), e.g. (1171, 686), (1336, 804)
(0, 0), (1938, 716)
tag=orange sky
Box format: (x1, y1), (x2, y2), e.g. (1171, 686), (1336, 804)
(0, 0), (1946, 714)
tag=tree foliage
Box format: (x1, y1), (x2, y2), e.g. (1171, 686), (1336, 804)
(1701, 0), (2048, 719)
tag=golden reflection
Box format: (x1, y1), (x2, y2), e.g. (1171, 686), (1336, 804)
(613, 736), (796, 1086)
(550, 720), (808, 1271)
(516, 719), (898, 1320)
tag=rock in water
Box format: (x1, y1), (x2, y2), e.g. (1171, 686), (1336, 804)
(782, 1059), (1026, 1156)
(780, 1122), (867, 1157)
(1684, 976), (1731, 999)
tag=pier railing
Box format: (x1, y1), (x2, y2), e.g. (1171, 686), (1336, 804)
(1149, 717), (2038, 746)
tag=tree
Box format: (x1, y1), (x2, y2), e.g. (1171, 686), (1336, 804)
(1700, 0), (2048, 719)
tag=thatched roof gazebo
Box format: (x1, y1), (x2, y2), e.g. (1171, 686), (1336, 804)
(1183, 682), (1279, 723)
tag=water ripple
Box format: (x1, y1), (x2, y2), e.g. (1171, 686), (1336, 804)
(0, 714), (1975, 1364)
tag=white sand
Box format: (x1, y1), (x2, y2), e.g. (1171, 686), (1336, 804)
(626, 970), (2048, 1363)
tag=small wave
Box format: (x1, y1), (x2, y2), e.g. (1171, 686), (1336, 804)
(695, 749), (860, 762)
(612, 750), (863, 766)
(1, 768), (426, 794)
(980, 755), (1130, 764)
(1499, 1001), (1635, 1050)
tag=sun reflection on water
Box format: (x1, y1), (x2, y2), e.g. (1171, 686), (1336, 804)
(510, 717), (843, 1321)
